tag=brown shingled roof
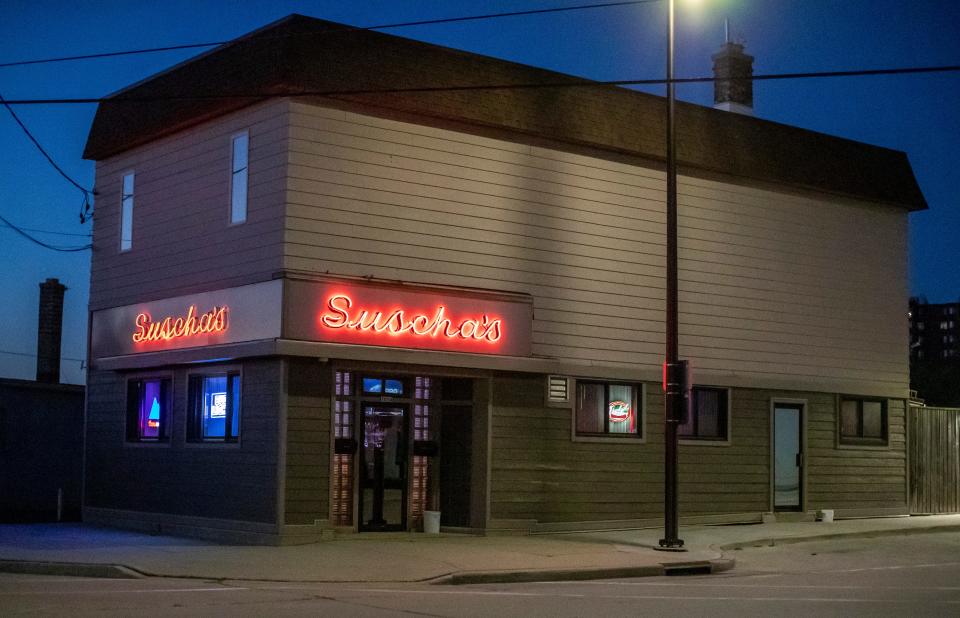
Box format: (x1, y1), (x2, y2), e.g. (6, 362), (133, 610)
(83, 14), (927, 211)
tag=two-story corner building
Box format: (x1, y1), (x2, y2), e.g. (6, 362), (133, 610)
(81, 15), (926, 545)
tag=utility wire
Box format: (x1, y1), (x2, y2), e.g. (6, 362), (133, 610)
(16, 225), (92, 238)
(1, 64), (958, 105)
(0, 214), (92, 252)
(0, 349), (86, 363)
(0, 1), (662, 69)
(0, 90), (96, 196)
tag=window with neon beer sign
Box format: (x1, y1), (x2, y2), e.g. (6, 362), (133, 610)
(284, 278), (533, 356)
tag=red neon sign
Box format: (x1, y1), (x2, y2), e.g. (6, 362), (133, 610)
(132, 305), (228, 344)
(320, 294), (502, 343)
(608, 400), (631, 423)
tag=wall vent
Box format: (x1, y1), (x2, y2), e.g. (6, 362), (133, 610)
(546, 375), (571, 406)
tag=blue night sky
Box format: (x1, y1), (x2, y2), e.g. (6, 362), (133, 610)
(1, 0), (958, 384)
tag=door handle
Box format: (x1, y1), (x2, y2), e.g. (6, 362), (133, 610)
(796, 453), (804, 467)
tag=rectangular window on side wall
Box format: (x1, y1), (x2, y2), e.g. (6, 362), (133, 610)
(230, 132), (249, 224)
(679, 387), (729, 442)
(840, 397), (887, 446)
(575, 381), (641, 438)
(120, 172), (134, 251)
(126, 377), (171, 442)
(188, 372), (241, 442)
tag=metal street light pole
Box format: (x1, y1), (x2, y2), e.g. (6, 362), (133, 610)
(659, 0), (685, 551)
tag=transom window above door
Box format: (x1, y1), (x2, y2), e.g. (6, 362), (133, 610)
(362, 377), (405, 396)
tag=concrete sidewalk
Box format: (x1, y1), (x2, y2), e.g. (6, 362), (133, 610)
(2, 514), (959, 584)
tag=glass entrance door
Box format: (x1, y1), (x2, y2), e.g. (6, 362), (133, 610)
(359, 405), (408, 531)
(773, 403), (803, 511)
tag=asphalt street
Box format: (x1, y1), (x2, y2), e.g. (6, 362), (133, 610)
(3, 531), (960, 616)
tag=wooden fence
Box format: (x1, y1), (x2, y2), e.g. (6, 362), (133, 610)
(909, 405), (960, 514)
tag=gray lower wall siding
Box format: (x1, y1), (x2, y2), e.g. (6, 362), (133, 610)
(284, 359), (331, 525)
(807, 396), (907, 512)
(489, 374), (906, 524)
(84, 358), (282, 524)
(676, 389), (770, 516)
(491, 375), (664, 523)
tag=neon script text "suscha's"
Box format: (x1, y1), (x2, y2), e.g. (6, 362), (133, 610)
(320, 294), (502, 342)
(132, 305), (228, 343)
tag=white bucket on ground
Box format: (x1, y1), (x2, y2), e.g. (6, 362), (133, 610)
(818, 509), (835, 523)
(423, 511), (441, 534)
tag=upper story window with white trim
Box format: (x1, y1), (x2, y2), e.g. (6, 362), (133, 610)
(120, 172), (134, 251)
(230, 132), (249, 224)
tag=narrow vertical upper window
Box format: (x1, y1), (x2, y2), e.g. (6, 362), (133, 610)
(230, 132), (249, 224)
(120, 172), (134, 251)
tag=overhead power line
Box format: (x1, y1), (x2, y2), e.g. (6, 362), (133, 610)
(15, 225), (92, 238)
(0, 214), (92, 252)
(0, 1), (661, 69)
(0, 90), (96, 200)
(0, 349), (86, 364)
(1, 64), (958, 106)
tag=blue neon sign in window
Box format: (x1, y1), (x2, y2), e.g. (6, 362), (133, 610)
(189, 373), (241, 442)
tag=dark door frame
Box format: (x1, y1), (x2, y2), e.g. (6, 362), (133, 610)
(357, 402), (410, 532)
(770, 399), (806, 513)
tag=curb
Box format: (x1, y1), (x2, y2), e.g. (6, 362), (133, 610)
(0, 557), (734, 585)
(0, 559), (143, 579)
(718, 523), (960, 551)
(438, 558), (734, 585)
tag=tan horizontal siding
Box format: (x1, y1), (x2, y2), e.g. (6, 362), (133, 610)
(285, 101), (908, 395)
(289, 103), (667, 193)
(90, 99), (291, 310)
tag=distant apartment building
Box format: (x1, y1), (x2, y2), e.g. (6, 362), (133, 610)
(909, 298), (960, 362)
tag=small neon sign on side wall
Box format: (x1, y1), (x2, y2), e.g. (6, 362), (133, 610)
(132, 305), (228, 344)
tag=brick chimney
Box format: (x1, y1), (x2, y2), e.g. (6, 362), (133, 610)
(36, 278), (66, 383)
(712, 25), (754, 115)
